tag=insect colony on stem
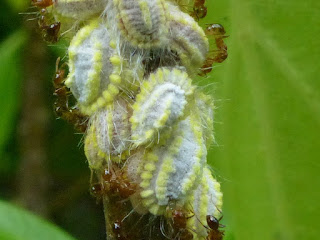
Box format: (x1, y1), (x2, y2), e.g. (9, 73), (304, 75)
(31, 0), (228, 239)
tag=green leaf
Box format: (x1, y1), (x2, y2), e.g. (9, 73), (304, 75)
(0, 30), (28, 159)
(0, 200), (77, 240)
(206, 0), (320, 240)
(4, 0), (29, 12)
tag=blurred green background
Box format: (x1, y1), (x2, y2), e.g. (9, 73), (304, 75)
(0, 0), (319, 240)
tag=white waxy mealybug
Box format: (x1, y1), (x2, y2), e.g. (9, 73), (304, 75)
(40, 0), (225, 236)
(194, 91), (215, 147)
(136, 113), (207, 215)
(186, 167), (223, 238)
(130, 67), (194, 147)
(84, 97), (132, 169)
(84, 121), (105, 170)
(168, 3), (209, 74)
(110, 0), (169, 48)
(53, 0), (107, 20)
(65, 19), (123, 115)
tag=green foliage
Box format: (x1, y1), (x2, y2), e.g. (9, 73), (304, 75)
(207, 0), (320, 240)
(0, 200), (76, 240)
(5, 0), (29, 12)
(0, 29), (28, 164)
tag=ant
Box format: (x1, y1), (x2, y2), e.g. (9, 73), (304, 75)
(205, 215), (225, 240)
(90, 165), (140, 239)
(166, 204), (194, 240)
(112, 220), (129, 240)
(190, 0), (207, 21)
(171, 209), (194, 240)
(190, 203), (225, 240)
(31, 0), (61, 42)
(90, 183), (103, 201)
(200, 23), (228, 76)
(32, 0), (53, 8)
(53, 57), (88, 132)
(90, 165), (137, 201)
(39, 10), (61, 43)
(101, 166), (137, 199)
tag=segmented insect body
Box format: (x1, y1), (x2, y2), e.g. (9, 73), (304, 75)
(206, 24), (228, 63)
(130, 68), (194, 147)
(137, 113), (207, 215)
(33, 5), (61, 43)
(206, 215), (225, 240)
(53, 0), (106, 20)
(92, 164), (170, 240)
(186, 168), (223, 238)
(41, 21), (61, 43)
(200, 23), (228, 75)
(93, 165), (138, 239)
(168, 3), (209, 74)
(101, 166), (137, 199)
(84, 97), (132, 170)
(191, 0), (207, 20)
(32, 0), (53, 8)
(90, 182), (103, 198)
(169, 207), (194, 240)
(112, 220), (129, 240)
(53, 58), (88, 132)
(65, 19), (125, 115)
(110, 0), (169, 48)
(194, 91), (215, 147)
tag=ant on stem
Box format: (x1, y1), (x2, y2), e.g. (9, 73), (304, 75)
(53, 57), (87, 132)
(165, 203), (195, 240)
(31, 0), (61, 42)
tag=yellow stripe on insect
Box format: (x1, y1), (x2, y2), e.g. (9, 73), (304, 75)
(130, 67), (193, 147)
(139, 1), (153, 30)
(110, 56), (122, 66)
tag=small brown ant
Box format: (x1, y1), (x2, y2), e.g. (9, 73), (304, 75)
(90, 164), (137, 201)
(101, 166), (137, 199)
(191, 204), (225, 240)
(53, 57), (88, 132)
(90, 164), (140, 239)
(112, 220), (129, 240)
(190, 0), (207, 21)
(200, 23), (228, 76)
(165, 204), (194, 240)
(205, 215), (225, 240)
(39, 8), (61, 43)
(31, 0), (61, 42)
(171, 209), (194, 240)
(32, 0), (54, 8)
(90, 183), (103, 200)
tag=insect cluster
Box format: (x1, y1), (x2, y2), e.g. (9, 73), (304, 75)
(32, 0), (228, 239)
